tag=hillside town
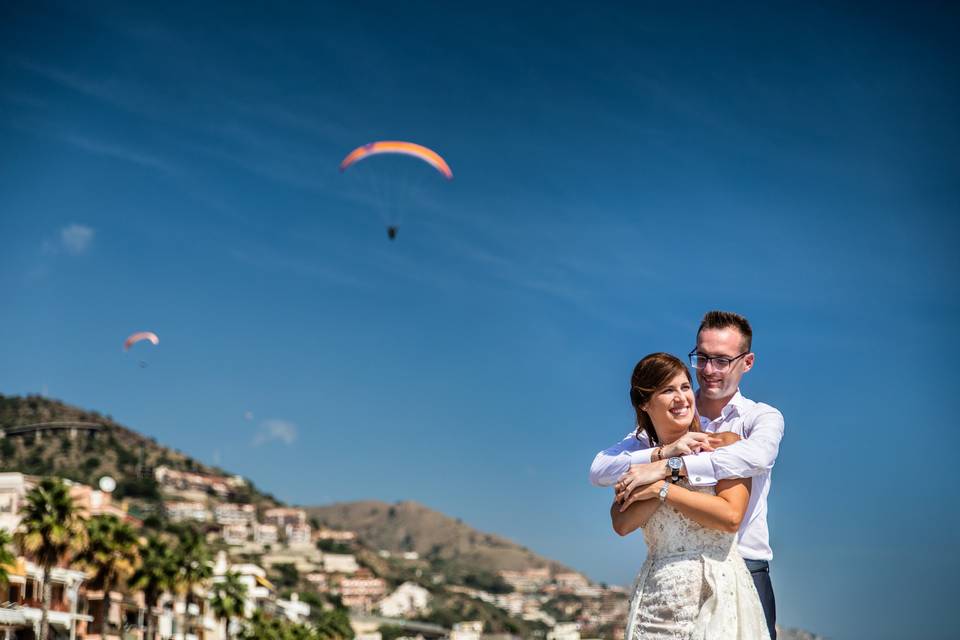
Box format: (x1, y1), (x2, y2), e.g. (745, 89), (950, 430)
(0, 463), (629, 640)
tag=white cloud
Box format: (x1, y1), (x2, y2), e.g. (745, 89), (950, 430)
(59, 224), (95, 255)
(253, 419), (298, 446)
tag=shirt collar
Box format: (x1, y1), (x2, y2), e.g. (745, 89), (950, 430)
(699, 389), (746, 424)
(724, 390), (747, 418)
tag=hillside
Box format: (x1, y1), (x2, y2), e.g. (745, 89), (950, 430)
(305, 500), (577, 577)
(0, 393), (280, 509)
(0, 394), (575, 581)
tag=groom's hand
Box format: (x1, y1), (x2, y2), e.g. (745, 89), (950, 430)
(707, 432), (741, 448)
(615, 463), (667, 503)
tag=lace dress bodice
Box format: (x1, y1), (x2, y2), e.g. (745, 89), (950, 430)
(642, 481), (737, 561)
(625, 481), (769, 640)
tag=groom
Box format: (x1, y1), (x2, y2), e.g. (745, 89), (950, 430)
(589, 311), (784, 639)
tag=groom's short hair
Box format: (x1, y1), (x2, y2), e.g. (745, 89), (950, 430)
(698, 311), (753, 351)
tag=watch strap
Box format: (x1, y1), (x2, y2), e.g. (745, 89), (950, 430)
(658, 482), (669, 502)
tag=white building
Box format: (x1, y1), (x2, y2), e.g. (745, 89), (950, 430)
(0, 559), (91, 639)
(500, 568), (551, 593)
(285, 523), (312, 545)
(339, 575), (387, 612)
(306, 572), (328, 591)
(165, 501), (211, 523)
(548, 622), (581, 640)
(254, 523), (279, 545)
(276, 593), (311, 623)
(323, 553), (359, 574)
(554, 573), (590, 590)
(213, 552), (275, 619)
(215, 502), (256, 525)
(316, 527), (356, 541)
(377, 582), (431, 618)
(155, 465), (235, 497)
(450, 621), (484, 640)
(0, 472), (33, 533)
(263, 507), (306, 528)
(222, 523), (249, 546)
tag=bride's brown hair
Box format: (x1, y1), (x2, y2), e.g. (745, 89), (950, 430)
(630, 352), (700, 445)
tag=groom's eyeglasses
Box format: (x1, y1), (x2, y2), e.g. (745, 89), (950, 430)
(687, 349), (750, 372)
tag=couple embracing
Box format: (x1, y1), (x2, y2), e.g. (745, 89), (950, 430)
(590, 311), (784, 640)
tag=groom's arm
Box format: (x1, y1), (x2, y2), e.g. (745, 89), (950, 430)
(588, 431), (657, 487)
(684, 405), (784, 486)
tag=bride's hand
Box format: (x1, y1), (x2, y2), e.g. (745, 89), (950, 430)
(616, 462), (667, 503)
(618, 481), (665, 511)
(662, 432), (713, 458)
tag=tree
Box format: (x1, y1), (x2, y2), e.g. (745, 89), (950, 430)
(129, 535), (177, 640)
(378, 625), (406, 640)
(76, 515), (140, 639)
(271, 562), (300, 590)
(171, 526), (212, 637)
(14, 477), (88, 640)
(209, 571), (247, 640)
(239, 610), (352, 640)
(0, 529), (15, 585)
(316, 539), (351, 554)
(314, 607), (354, 640)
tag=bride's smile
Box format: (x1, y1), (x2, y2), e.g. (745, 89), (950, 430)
(641, 371), (698, 442)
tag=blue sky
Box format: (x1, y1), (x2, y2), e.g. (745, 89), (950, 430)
(1, 2), (958, 638)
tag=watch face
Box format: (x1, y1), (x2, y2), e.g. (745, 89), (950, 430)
(668, 457), (683, 470)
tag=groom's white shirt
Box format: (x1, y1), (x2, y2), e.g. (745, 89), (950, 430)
(589, 390), (784, 561)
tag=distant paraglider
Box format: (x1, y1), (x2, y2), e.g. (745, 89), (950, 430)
(124, 331), (159, 351)
(124, 331), (159, 367)
(340, 141), (452, 240)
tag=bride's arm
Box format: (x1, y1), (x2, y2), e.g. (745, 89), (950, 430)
(619, 477), (751, 533)
(610, 493), (661, 536)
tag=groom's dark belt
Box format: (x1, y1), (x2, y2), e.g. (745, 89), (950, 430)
(744, 559), (770, 573)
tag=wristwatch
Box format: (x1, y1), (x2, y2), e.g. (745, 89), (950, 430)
(658, 482), (669, 502)
(667, 457), (683, 484)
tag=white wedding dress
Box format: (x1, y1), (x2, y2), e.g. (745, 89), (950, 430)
(625, 480), (770, 640)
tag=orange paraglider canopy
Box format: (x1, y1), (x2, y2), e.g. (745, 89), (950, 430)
(124, 331), (159, 351)
(339, 141), (453, 180)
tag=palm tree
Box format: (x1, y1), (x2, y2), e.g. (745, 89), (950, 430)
(0, 529), (15, 585)
(75, 515), (140, 639)
(171, 526), (212, 637)
(129, 535), (177, 640)
(14, 477), (87, 640)
(209, 571), (247, 640)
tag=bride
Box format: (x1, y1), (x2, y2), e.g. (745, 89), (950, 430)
(611, 352), (769, 640)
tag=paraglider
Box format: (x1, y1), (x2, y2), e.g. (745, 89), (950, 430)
(124, 331), (159, 351)
(339, 141), (452, 240)
(124, 331), (159, 367)
(340, 141), (453, 179)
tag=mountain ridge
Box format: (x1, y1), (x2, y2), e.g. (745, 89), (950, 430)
(305, 499), (578, 577)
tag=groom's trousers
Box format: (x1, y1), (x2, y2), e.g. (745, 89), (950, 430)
(745, 559), (777, 640)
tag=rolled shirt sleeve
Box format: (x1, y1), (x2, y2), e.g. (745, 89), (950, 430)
(685, 405), (784, 486)
(589, 430), (656, 487)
